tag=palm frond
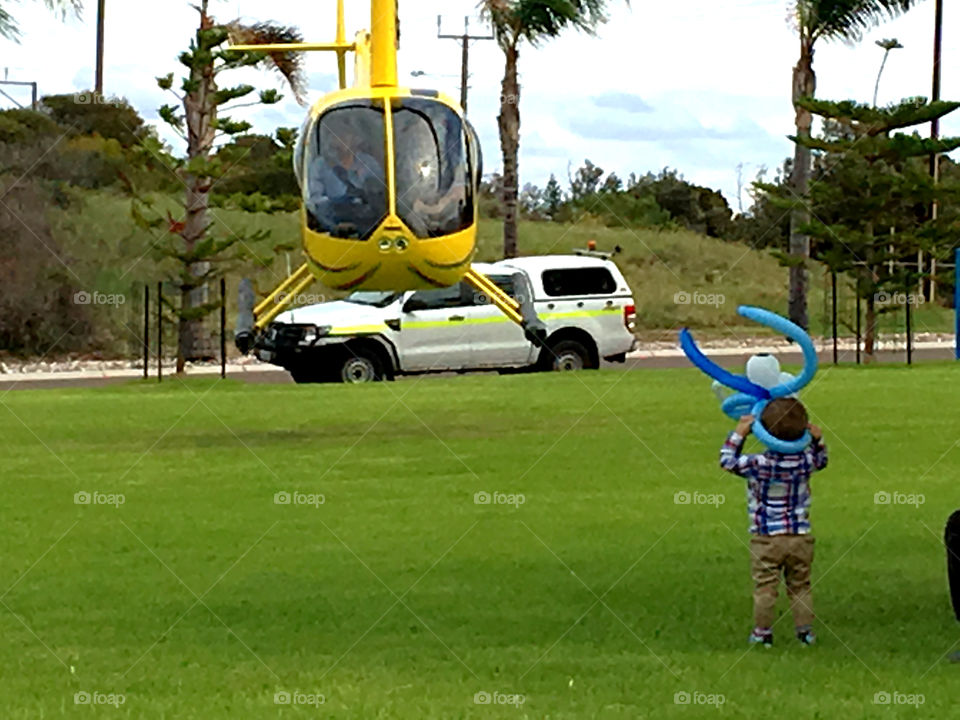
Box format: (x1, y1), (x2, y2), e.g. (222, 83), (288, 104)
(44, 0), (83, 14)
(225, 21), (307, 105)
(478, 0), (619, 46)
(801, 0), (920, 43)
(2, 0), (82, 41)
(0, 6), (20, 40)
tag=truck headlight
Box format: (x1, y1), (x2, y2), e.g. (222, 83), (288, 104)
(302, 325), (331, 345)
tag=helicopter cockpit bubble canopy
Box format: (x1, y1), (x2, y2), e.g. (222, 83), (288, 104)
(295, 87), (483, 293)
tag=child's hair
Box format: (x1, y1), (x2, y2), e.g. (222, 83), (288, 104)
(761, 398), (808, 441)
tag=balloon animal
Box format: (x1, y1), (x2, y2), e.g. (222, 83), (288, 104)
(680, 306), (818, 453)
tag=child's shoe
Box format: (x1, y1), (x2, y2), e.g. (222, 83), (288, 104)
(796, 625), (816, 646)
(748, 628), (773, 647)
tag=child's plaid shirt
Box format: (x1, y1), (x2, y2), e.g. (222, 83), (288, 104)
(720, 431), (828, 536)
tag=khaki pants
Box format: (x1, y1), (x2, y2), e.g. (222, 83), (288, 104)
(749, 534), (815, 629)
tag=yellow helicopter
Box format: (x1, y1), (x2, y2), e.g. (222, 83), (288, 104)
(233, 0), (546, 353)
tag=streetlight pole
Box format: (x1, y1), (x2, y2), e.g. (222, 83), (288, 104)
(437, 15), (493, 116)
(95, 0), (105, 95)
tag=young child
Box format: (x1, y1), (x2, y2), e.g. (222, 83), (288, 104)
(720, 397), (828, 647)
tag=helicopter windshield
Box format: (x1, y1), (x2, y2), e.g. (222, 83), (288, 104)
(393, 98), (474, 239)
(305, 101), (388, 240)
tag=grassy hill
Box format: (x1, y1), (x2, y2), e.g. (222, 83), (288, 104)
(52, 190), (953, 347)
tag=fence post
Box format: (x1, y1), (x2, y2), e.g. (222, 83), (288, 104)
(856, 293), (862, 365)
(157, 281), (163, 383)
(831, 272), (838, 365)
(955, 248), (959, 361)
(906, 291), (913, 366)
(143, 284), (150, 379)
(220, 277), (227, 380)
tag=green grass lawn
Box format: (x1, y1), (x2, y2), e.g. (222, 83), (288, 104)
(2, 366), (958, 718)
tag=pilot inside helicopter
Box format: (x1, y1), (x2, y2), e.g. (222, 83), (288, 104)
(306, 107), (387, 239)
(393, 98), (473, 238)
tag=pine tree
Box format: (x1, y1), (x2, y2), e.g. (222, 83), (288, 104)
(130, 1), (304, 372)
(762, 97), (960, 360)
(543, 174), (564, 221)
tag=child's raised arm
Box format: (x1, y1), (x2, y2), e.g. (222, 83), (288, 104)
(720, 415), (759, 478)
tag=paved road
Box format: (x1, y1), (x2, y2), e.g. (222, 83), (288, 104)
(1, 346), (953, 392)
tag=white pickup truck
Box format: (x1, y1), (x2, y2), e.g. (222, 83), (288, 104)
(254, 254), (638, 383)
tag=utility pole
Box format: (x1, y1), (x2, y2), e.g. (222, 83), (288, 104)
(437, 16), (493, 116)
(95, 0), (106, 95)
(929, 0), (943, 301)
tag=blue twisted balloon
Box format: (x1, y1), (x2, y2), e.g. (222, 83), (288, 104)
(680, 306), (818, 453)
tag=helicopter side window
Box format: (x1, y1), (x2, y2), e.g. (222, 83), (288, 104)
(305, 101), (388, 241)
(393, 98), (474, 239)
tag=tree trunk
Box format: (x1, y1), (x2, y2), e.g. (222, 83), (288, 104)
(177, 1), (217, 372)
(498, 41), (520, 259)
(863, 225), (877, 363)
(789, 37), (816, 330)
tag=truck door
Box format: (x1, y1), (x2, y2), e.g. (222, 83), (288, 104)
(395, 284), (473, 372)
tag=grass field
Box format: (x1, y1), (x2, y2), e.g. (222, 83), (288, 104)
(2, 365), (959, 718)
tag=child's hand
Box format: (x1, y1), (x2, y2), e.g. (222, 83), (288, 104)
(808, 423), (823, 440)
(735, 415), (755, 437)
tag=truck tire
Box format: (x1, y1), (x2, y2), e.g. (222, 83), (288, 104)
(338, 347), (384, 383)
(542, 338), (592, 372)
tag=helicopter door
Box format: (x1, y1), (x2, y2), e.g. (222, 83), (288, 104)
(304, 100), (389, 240)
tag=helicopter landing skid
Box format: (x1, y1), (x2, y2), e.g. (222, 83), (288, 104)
(463, 268), (548, 348)
(235, 263), (315, 354)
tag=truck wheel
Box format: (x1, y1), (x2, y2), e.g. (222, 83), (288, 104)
(339, 348), (383, 383)
(543, 339), (592, 372)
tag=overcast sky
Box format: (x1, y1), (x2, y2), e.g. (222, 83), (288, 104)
(1, 0), (956, 211)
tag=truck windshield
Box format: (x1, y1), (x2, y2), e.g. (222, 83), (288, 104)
(344, 291), (400, 307)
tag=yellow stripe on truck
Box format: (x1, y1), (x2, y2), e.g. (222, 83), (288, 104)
(327, 308), (620, 335)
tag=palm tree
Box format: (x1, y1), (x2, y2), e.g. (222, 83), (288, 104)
(873, 38), (903, 106)
(787, 0), (921, 329)
(480, 0), (623, 259)
(1, 0), (82, 41)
